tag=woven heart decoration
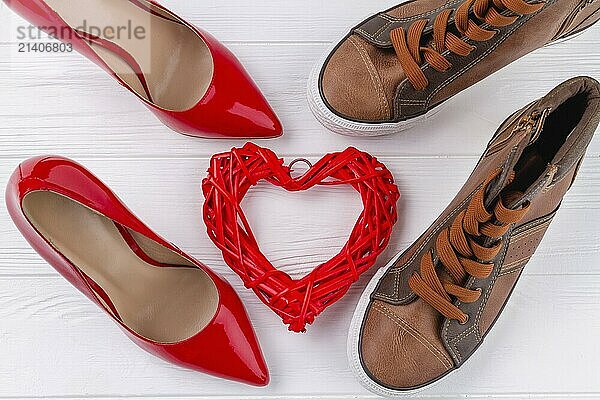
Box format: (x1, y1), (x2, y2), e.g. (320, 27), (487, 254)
(202, 143), (400, 332)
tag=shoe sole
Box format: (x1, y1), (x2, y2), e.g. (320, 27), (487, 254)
(307, 21), (594, 138)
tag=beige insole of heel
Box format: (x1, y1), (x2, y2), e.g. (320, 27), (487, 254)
(22, 190), (219, 343)
(44, 0), (213, 111)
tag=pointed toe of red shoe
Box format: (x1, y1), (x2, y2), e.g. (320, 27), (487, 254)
(251, 102), (284, 139)
(168, 275), (270, 386)
(197, 314), (270, 386)
(210, 299), (270, 386)
(217, 63), (283, 139)
(159, 29), (283, 139)
(181, 331), (269, 386)
(218, 96), (283, 139)
(163, 87), (283, 139)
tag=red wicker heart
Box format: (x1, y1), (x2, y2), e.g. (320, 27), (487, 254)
(202, 143), (400, 332)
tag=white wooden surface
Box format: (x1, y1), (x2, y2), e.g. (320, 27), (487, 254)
(1, 1), (600, 398)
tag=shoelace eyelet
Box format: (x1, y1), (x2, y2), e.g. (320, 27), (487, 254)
(459, 314), (470, 325)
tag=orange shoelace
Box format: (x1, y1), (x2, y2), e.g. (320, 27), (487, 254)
(390, 0), (545, 90)
(408, 170), (530, 324)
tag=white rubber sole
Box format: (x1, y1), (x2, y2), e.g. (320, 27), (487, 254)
(307, 45), (447, 138)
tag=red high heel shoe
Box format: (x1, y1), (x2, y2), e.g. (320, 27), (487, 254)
(5, 156), (269, 386)
(3, 0), (282, 138)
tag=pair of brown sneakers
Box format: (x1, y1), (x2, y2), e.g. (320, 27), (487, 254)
(307, 0), (600, 395)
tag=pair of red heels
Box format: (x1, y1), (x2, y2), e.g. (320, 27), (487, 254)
(3, 0), (279, 385)
(4, 0), (282, 139)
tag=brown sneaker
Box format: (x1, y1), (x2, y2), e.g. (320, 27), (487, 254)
(308, 0), (600, 136)
(348, 77), (600, 395)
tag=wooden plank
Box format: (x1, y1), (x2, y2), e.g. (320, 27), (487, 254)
(1, 274), (599, 397)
